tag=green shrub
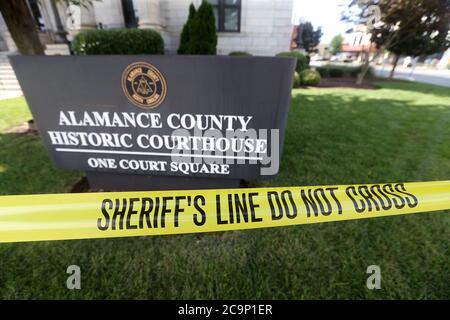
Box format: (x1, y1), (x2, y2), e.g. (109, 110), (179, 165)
(228, 51), (252, 56)
(178, 3), (196, 54)
(316, 66), (329, 78)
(72, 29), (164, 55)
(292, 72), (301, 88)
(329, 67), (344, 78)
(315, 65), (374, 78)
(188, 0), (217, 54)
(300, 69), (321, 86)
(276, 51), (309, 73)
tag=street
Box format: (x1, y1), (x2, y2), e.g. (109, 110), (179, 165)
(375, 66), (450, 88)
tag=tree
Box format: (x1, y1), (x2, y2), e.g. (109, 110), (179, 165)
(177, 3), (196, 54)
(345, 0), (450, 79)
(188, 0), (217, 54)
(329, 34), (344, 55)
(0, 0), (95, 55)
(0, 0), (44, 54)
(371, 0), (450, 77)
(296, 22), (323, 53)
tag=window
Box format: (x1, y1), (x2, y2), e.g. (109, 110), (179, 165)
(210, 0), (241, 32)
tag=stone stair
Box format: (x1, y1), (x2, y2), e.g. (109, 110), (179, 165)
(0, 52), (22, 99)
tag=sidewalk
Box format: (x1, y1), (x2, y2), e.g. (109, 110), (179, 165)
(375, 65), (450, 88)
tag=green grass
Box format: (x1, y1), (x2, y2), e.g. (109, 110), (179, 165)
(0, 97), (31, 132)
(0, 81), (449, 299)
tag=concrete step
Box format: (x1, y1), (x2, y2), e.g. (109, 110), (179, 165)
(0, 73), (16, 78)
(0, 84), (22, 90)
(45, 43), (70, 55)
(0, 74), (17, 79)
(0, 79), (19, 84)
(0, 55), (22, 96)
(0, 70), (15, 74)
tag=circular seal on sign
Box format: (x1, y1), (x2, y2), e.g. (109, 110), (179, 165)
(122, 62), (167, 109)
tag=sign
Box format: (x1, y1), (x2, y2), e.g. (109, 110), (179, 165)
(0, 180), (448, 243)
(10, 56), (296, 190)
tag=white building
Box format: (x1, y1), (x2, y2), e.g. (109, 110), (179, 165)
(0, 0), (294, 56)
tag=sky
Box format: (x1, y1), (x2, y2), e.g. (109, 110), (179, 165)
(292, 0), (353, 44)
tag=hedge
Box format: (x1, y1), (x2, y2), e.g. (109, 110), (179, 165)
(276, 51), (309, 74)
(292, 72), (301, 88)
(316, 65), (374, 78)
(72, 29), (164, 55)
(228, 51), (252, 56)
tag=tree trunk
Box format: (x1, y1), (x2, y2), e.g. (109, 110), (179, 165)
(356, 51), (379, 85)
(390, 55), (400, 78)
(357, 51), (369, 85)
(0, 0), (44, 55)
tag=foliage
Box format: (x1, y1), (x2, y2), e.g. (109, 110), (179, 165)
(292, 72), (301, 88)
(187, 0), (217, 54)
(329, 34), (344, 55)
(276, 51), (309, 73)
(316, 65), (374, 78)
(296, 21), (323, 53)
(345, 0), (450, 79)
(228, 51), (252, 56)
(71, 29), (164, 55)
(360, 0), (450, 57)
(177, 3), (196, 54)
(300, 69), (321, 86)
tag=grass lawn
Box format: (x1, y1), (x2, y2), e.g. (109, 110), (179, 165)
(0, 97), (31, 132)
(0, 81), (448, 299)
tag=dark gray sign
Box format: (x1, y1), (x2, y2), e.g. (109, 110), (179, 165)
(10, 55), (295, 190)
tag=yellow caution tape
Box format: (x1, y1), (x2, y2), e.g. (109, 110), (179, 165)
(0, 181), (449, 243)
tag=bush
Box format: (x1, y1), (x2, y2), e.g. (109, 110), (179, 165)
(300, 69), (321, 86)
(188, 0), (217, 54)
(316, 66), (329, 78)
(276, 51), (309, 74)
(178, 3), (196, 54)
(292, 72), (301, 88)
(329, 67), (344, 78)
(315, 65), (374, 79)
(72, 29), (164, 55)
(228, 51), (252, 56)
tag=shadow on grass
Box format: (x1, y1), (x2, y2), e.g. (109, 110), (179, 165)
(0, 133), (81, 195)
(373, 79), (450, 98)
(262, 90), (450, 188)
(0, 85), (448, 299)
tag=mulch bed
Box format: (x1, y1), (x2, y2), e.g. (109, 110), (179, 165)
(317, 77), (375, 89)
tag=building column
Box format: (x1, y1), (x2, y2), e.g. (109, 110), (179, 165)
(79, 3), (97, 30)
(38, 0), (66, 43)
(93, 0), (125, 29)
(64, 2), (96, 41)
(136, 0), (163, 31)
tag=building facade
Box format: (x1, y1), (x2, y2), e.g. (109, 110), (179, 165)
(340, 25), (377, 62)
(0, 0), (294, 56)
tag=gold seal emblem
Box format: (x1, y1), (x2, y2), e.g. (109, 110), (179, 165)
(122, 62), (167, 109)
